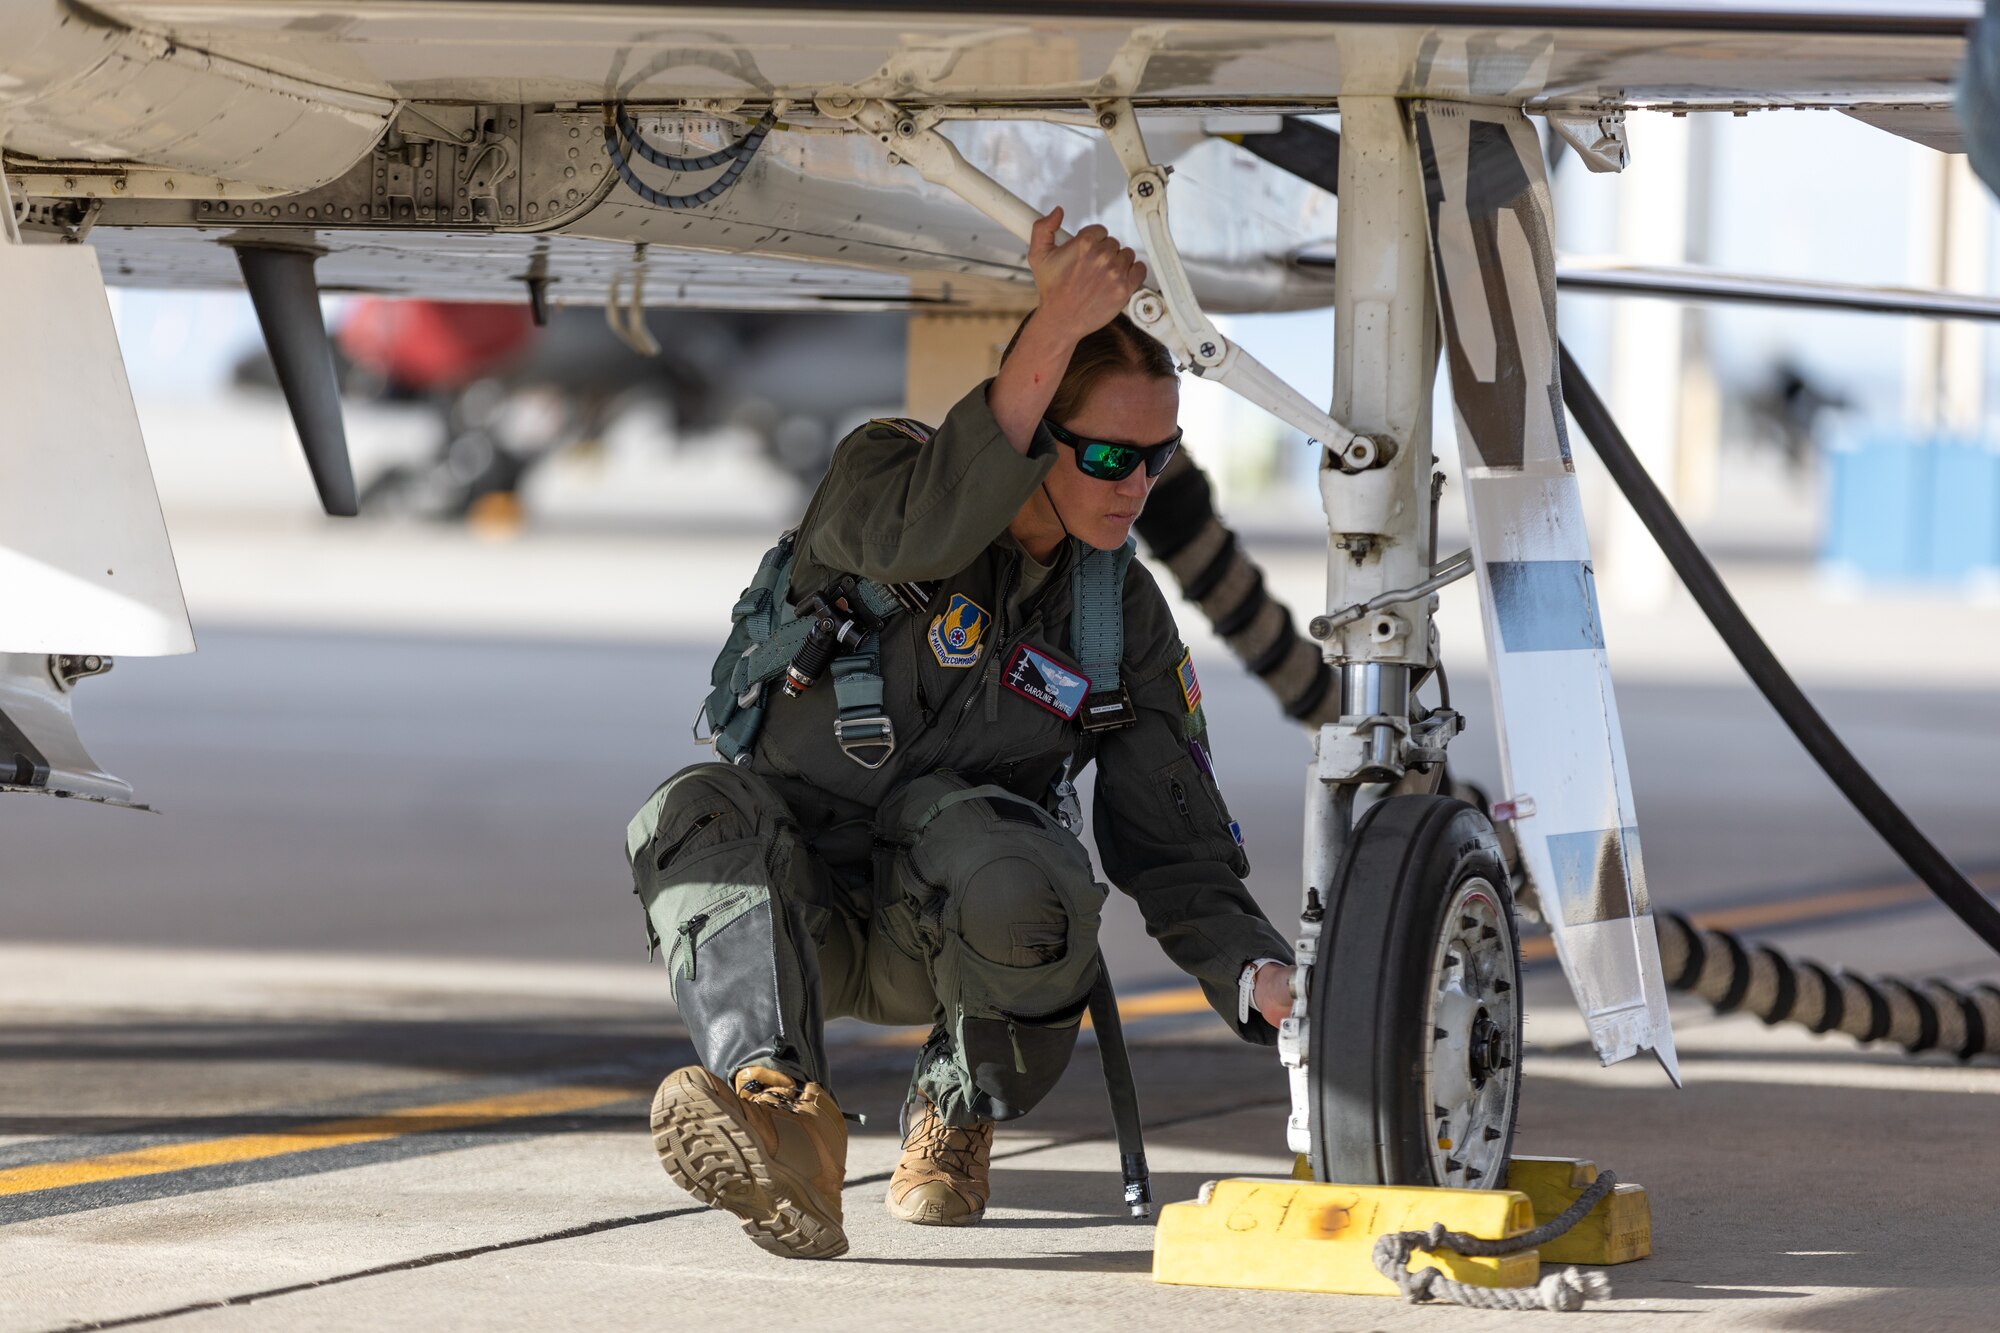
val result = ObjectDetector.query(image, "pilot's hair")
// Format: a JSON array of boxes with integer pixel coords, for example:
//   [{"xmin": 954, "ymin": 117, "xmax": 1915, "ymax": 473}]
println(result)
[{"xmin": 999, "ymin": 312, "xmax": 1177, "ymax": 424}]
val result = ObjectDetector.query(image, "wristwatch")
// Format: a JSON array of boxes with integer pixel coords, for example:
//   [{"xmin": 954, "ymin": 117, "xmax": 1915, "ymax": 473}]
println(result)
[{"xmin": 1238, "ymin": 957, "xmax": 1287, "ymax": 1024}]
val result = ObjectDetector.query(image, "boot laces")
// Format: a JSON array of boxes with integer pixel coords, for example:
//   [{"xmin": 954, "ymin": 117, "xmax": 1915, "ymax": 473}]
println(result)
[
  {"xmin": 906, "ymin": 1106, "xmax": 987, "ymax": 1180},
  {"xmin": 738, "ymin": 1078, "xmax": 801, "ymax": 1111}
]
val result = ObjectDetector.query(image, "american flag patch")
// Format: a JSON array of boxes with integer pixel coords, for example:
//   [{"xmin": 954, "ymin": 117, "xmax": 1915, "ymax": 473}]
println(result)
[{"xmin": 1175, "ymin": 648, "xmax": 1202, "ymax": 714}]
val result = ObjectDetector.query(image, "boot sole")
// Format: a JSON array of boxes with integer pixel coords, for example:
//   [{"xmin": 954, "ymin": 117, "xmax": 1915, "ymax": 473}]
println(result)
[
  {"xmin": 886, "ymin": 1195, "xmax": 985, "ymax": 1227},
  {"xmin": 650, "ymin": 1072, "xmax": 848, "ymax": 1261}
]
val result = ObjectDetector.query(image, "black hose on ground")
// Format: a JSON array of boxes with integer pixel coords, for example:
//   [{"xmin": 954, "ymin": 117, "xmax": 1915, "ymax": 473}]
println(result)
[{"xmin": 1558, "ymin": 344, "xmax": 2000, "ymax": 959}]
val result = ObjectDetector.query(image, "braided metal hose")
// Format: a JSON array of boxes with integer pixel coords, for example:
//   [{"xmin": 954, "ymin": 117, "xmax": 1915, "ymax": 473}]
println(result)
[
  {"xmin": 1657, "ymin": 911, "xmax": 2000, "ymax": 1060},
  {"xmin": 1131, "ymin": 447, "xmax": 1339, "ymax": 725},
  {"xmin": 1134, "ymin": 446, "xmax": 2000, "ymax": 1063}
]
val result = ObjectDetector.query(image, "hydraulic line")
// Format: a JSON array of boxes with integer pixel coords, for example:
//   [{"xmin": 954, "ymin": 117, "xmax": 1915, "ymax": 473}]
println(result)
[
  {"xmin": 1558, "ymin": 345, "xmax": 2000, "ymax": 960},
  {"xmin": 603, "ymin": 106, "xmax": 775, "ymax": 210}
]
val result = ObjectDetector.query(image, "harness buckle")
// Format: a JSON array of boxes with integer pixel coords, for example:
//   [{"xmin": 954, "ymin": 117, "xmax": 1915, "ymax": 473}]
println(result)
[
  {"xmin": 1077, "ymin": 686, "xmax": 1138, "ymax": 733},
  {"xmin": 691, "ymin": 700, "xmax": 718, "ymax": 746},
  {"xmin": 834, "ymin": 714, "xmax": 896, "ymax": 769}
]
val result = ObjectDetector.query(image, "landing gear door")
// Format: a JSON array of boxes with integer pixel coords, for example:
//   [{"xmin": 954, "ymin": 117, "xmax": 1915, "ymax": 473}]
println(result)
[
  {"xmin": 0, "ymin": 243, "xmax": 194, "ymax": 658},
  {"xmin": 1411, "ymin": 100, "xmax": 1678, "ymax": 1082}
]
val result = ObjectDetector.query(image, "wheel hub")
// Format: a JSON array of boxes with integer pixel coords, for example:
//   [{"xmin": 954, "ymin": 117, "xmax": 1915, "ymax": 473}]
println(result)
[{"xmin": 1421, "ymin": 879, "xmax": 1520, "ymax": 1188}]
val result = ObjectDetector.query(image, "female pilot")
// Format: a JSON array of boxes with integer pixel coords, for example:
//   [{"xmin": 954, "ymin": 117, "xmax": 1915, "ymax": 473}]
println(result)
[{"xmin": 626, "ymin": 209, "xmax": 1294, "ymax": 1259}]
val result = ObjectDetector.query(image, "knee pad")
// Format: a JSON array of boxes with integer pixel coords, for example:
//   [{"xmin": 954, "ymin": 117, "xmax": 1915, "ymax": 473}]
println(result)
[{"xmin": 878, "ymin": 772, "xmax": 1107, "ymax": 1123}]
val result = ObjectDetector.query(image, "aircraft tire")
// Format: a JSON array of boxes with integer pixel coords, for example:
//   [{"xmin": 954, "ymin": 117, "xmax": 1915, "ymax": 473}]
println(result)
[{"xmin": 1307, "ymin": 793, "xmax": 1522, "ymax": 1189}]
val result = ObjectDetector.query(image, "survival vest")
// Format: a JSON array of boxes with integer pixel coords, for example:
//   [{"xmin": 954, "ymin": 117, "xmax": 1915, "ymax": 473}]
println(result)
[{"xmin": 697, "ymin": 467, "xmax": 1137, "ymax": 769}]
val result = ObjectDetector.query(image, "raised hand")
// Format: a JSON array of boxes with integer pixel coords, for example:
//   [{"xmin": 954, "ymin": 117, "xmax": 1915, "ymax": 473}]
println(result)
[{"xmin": 1027, "ymin": 207, "xmax": 1148, "ymax": 341}]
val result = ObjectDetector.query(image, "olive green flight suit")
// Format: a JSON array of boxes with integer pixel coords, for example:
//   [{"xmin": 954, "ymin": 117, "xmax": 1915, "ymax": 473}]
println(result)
[{"xmin": 628, "ymin": 379, "xmax": 1293, "ymax": 1126}]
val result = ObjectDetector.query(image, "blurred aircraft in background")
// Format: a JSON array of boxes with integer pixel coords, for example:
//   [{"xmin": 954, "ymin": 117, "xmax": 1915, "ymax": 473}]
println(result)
[{"xmin": 230, "ymin": 299, "xmax": 906, "ymax": 518}]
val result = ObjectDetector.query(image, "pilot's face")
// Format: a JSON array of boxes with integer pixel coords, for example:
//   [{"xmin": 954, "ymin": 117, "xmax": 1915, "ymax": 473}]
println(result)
[{"xmin": 1046, "ymin": 371, "xmax": 1180, "ymax": 551}]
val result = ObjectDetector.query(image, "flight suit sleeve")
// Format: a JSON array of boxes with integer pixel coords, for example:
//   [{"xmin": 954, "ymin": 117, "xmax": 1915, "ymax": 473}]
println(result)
[
  {"xmin": 1088, "ymin": 563, "xmax": 1295, "ymax": 1045},
  {"xmin": 802, "ymin": 378, "xmax": 1057, "ymax": 584}
]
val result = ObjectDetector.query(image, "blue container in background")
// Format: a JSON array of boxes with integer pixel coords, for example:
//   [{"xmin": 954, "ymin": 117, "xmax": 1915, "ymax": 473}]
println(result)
[
  {"xmin": 1822, "ymin": 432, "xmax": 2000, "ymax": 585},
  {"xmin": 1926, "ymin": 437, "xmax": 2000, "ymax": 582}
]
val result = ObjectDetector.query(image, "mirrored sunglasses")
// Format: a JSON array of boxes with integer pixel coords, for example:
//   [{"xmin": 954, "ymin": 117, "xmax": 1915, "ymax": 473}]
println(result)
[{"xmin": 1043, "ymin": 418, "xmax": 1182, "ymax": 482}]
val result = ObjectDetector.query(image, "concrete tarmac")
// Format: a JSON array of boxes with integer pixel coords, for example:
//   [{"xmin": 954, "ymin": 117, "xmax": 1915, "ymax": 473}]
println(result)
[{"xmin": 4, "ymin": 527, "xmax": 2000, "ymax": 1330}]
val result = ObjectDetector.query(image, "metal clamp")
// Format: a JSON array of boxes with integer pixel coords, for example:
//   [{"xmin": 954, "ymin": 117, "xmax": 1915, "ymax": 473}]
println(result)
[
  {"xmin": 1309, "ymin": 548, "xmax": 1476, "ymax": 641},
  {"xmin": 1077, "ymin": 686, "xmax": 1138, "ymax": 733},
  {"xmin": 834, "ymin": 714, "xmax": 896, "ymax": 769}
]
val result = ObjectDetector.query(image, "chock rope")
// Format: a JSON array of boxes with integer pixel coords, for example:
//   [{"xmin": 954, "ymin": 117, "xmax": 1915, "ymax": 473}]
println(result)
[
  {"xmin": 602, "ymin": 105, "xmax": 775, "ymax": 210},
  {"xmin": 1131, "ymin": 444, "xmax": 2000, "ymax": 1062},
  {"xmin": 1658, "ymin": 910, "xmax": 2000, "ymax": 1058},
  {"xmin": 1373, "ymin": 1170, "xmax": 1617, "ymax": 1312}
]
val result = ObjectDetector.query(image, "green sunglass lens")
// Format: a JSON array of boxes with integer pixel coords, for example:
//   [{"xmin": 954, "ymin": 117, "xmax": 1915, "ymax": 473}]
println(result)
[{"xmin": 1082, "ymin": 444, "xmax": 1138, "ymax": 477}]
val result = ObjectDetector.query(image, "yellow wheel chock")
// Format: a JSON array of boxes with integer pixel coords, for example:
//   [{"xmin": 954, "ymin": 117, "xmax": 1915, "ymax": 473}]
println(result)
[
  {"xmin": 1153, "ymin": 1158, "xmax": 1649, "ymax": 1297},
  {"xmin": 1504, "ymin": 1156, "xmax": 1653, "ymax": 1267},
  {"xmin": 1153, "ymin": 1178, "xmax": 1540, "ymax": 1296}
]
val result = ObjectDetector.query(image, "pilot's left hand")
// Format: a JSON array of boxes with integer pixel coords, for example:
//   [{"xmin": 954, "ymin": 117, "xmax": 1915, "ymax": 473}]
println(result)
[{"xmin": 1253, "ymin": 961, "xmax": 1293, "ymax": 1027}]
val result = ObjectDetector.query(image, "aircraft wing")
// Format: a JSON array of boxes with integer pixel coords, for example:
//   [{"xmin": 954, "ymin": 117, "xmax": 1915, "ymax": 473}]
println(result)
[{"xmin": 2, "ymin": 1, "xmax": 1977, "ymax": 311}]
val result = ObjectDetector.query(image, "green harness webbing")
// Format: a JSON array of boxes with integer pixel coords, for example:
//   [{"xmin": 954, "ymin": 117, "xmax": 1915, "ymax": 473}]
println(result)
[
  {"xmin": 1072, "ymin": 537, "xmax": 1138, "ymax": 732},
  {"xmin": 700, "ymin": 536, "xmax": 1135, "ymax": 767}
]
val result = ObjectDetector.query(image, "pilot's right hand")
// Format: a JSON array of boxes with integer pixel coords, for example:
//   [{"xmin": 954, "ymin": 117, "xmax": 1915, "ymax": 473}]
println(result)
[{"xmin": 1028, "ymin": 207, "xmax": 1147, "ymax": 340}]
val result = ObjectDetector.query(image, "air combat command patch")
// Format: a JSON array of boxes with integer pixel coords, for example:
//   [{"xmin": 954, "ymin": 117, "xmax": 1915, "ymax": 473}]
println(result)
[{"xmin": 928, "ymin": 593, "xmax": 990, "ymax": 668}]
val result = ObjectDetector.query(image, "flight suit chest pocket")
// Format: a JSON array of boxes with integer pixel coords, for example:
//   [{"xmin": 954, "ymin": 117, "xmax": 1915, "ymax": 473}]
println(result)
[{"xmin": 983, "ymin": 634, "xmax": 1089, "ymax": 762}]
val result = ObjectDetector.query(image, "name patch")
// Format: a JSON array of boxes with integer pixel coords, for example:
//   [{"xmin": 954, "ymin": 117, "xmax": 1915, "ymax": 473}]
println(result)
[
  {"xmin": 1004, "ymin": 644, "xmax": 1092, "ymax": 720},
  {"xmin": 928, "ymin": 593, "xmax": 990, "ymax": 668}
]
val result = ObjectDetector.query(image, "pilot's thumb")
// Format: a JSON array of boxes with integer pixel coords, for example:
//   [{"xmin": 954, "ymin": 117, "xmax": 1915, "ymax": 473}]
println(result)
[{"xmin": 1030, "ymin": 206, "xmax": 1063, "ymax": 257}]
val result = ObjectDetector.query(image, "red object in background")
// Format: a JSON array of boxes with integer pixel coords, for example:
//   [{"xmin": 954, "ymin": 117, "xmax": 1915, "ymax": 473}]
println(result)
[{"xmin": 337, "ymin": 299, "xmax": 538, "ymax": 392}]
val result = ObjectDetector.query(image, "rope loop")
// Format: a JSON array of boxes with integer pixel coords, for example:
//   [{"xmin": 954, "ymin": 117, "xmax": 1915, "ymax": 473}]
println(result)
[{"xmin": 1370, "ymin": 1171, "xmax": 1617, "ymax": 1313}]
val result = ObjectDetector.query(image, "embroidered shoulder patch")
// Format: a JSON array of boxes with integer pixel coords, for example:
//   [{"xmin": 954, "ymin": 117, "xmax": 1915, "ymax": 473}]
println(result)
[
  {"xmin": 1176, "ymin": 648, "xmax": 1203, "ymax": 714},
  {"xmin": 1003, "ymin": 644, "xmax": 1092, "ymax": 720},
  {"xmin": 928, "ymin": 593, "xmax": 989, "ymax": 668},
  {"xmin": 869, "ymin": 416, "xmax": 934, "ymax": 445}
]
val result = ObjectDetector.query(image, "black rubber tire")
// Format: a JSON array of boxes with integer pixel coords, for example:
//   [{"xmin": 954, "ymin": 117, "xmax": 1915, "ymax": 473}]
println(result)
[{"xmin": 1308, "ymin": 793, "xmax": 1521, "ymax": 1186}]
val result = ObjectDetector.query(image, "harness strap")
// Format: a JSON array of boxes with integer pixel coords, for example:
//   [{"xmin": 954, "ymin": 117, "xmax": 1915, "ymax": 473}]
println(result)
[
  {"xmin": 913, "ymin": 784, "xmax": 1053, "ymax": 834},
  {"xmin": 830, "ymin": 644, "xmax": 895, "ymax": 769},
  {"xmin": 1072, "ymin": 537, "xmax": 1138, "ymax": 732}
]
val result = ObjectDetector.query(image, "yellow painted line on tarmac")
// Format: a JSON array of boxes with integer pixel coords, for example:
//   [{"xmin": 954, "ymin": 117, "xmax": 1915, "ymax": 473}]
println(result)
[
  {"xmin": 869, "ymin": 873, "xmax": 1991, "ymax": 1035},
  {"xmin": 0, "ymin": 1084, "xmax": 633, "ymax": 1198},
  {"xmin": 16, "ymin": 879, "xmax": 1977, "ymax": 1197},
  {"xmin": 861, "ymin": 982, "xmax": 1221, "ymax": 1050}
]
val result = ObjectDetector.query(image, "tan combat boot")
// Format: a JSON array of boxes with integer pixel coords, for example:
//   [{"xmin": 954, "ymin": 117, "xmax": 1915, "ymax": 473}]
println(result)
[
  {"xmin": 650, "ymin": 1064, "xmax": 849, "ymax": 1259},
  {"xmin": 885, "ymin": 1095, "xmax": 994, "ymax": 1226}
]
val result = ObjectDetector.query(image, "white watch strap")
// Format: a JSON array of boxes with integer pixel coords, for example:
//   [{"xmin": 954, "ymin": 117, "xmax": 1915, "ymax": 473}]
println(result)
[{"xmin": 1239, "ymin": 957, "xmax": 1285, "ymax": 1024}]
